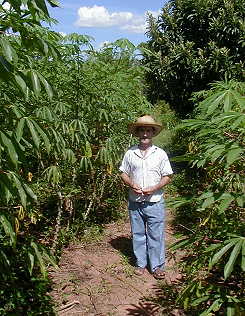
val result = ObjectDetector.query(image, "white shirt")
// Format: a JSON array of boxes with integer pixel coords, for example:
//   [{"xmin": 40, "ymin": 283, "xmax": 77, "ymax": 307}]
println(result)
[{"xmin": 119, "ymin": 145, "xmax": 173, "ymax": 202}]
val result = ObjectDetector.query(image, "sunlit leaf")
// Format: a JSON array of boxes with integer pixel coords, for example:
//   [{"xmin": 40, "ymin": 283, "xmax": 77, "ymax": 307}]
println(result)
[
  {"xmin": 241, "ymin": 240, "xmax": 245, "ymax": 272},
  {"xmin": 14, "ymin": 73, "xmax": 27, "ymax": 94},
  {"xmin": 0, "ymin": 38, "xmax": 17, "ymax": 63},
  {"xmin": 211, "ymin": 239, "xmax": 240, "ymax": 266},
  {"xmin": 28, "ymin": 252, "xmax": 35, "ymax": 276},
  {"xmin": 226, "ymin": 146, "xmax": 243, "ymax": 166},
  {"xmin": 31, "ymin": 241, "xmax": 47, "ymax": 277},
  {"xmin": 224, "ymin": 239, "xmax": 243, "ymax": 279},
  {"xmin": 26, "ymin": 118, "xmax": 40, "ymax": 148}
]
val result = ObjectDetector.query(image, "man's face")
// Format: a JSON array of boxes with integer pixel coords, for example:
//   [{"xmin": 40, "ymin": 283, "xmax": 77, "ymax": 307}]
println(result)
[{"xmin": 137, "ymin": 126, "xmax": 154, "ymax": 144}]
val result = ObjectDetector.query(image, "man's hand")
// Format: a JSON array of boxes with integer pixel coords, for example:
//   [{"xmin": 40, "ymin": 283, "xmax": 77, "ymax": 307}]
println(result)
[
  {"xmin": 142, "ymin": 176, "xmax": 172, "ymax": 195},
  {"xmin": 142, "ymin": 186, "xmax": 156, "ymax": 195},
  {"xmin": 120, "ymin": 173, "xmax": 143, "ymax": 195},
  {"xmin": 131, "ymin": 183, "xmax": 143, "ymax": 195}
]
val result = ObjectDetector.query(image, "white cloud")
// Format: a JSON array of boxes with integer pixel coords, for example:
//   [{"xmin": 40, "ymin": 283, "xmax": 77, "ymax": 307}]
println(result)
[
  {"xmin": 121, "ymin": 23, "xmax": 146, "ymax": 34},
  {"xmin": 76, "ymin": 5, "xmax": 133, "ymax": 28},
  {"xmin": 75, "ymin": 5, "xmax": 159, "ymax": 34}
]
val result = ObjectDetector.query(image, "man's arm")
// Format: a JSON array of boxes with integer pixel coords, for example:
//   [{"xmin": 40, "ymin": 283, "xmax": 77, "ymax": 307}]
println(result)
[
  {"xmin": 120, "ymin": 172, "xmax": 142, "ymax": 195},
  {"xmin": 142, "ymin": 175, "xmax": 172, "ymax": 195}
]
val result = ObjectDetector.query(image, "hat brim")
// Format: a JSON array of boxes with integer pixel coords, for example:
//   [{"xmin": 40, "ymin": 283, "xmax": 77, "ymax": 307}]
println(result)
[{"xmin": 128, "ymin": 122, "xmax": 163, "ymax": 137}]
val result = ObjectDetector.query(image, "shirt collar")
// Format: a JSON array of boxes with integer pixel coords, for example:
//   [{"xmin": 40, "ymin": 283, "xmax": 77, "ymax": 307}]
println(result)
[{"xmin": 133, "ymin": 145, "xmax": 157, "ymax": 159}]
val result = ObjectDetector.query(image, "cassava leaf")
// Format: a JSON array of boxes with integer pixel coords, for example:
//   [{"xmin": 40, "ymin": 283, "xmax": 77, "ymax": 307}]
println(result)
[
  {"xmin": 224, "ymin": 239, "xmax": 243, "ymax": 279},
  {"xmin": 0, "ymin": 215, "xmax": 16, "ymax": 247},
  {"xmin": 211, "ymin": 239, "xmax": 240, "ymax": 266}
]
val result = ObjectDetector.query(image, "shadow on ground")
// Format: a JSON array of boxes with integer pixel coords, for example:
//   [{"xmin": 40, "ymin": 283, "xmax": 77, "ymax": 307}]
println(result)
[
  {"xmin": 110, "ymin": 236, "xmax": 135, "ymax": 266},
  {"xmin": 126, "ymin": 301, "xmax": 161, "ymax": 315}
]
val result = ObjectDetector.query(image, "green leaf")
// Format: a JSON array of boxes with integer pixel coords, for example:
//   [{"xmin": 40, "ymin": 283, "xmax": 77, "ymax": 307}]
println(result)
[
  {"xmin": 206, "ymin": 92, "xmax": 227, "ymax": 115},
  {"xmin": 0, "ymin": 131, "xmax": 18, "ymax": 167},
  {"xmin": 47, "ymin": 0, "xmax": 60, "ymax": 7},
  {"xmin": 14, "ymin": 73, "xmax": 27, "ymax": 94},
  {"xmin": 26, "ymin": 118, "xmax": 40, "ymax": 148},
  {"xmin": 202, "ymin": 196, "xmax": 215, "ymax": 208},
  {"xmin": 38, "ymin": 73, "xmax": 54, "ymax": 99},
  {"xmin": 0, "ymin": 38, "xmax": 17, "ymax": 63},
  {"xmin": 242, "ymin": 240, "xmax": 245, "ymax": 272},
  {"xmin": 0, "ymin": 172, "xmax": 13, "ymax": 202},
  {"xmin": 0, "ymin": 55, "xmax": 13, "ymax": 73},
  {"xmin": 0, "ymin": 215, "xmax": 16, "ymax": 247},
  {"xmin": 31, "ymin": 241, "xmax": 47, "ymax": 277},
  {"xmin": 43, "ymin": 166, "xmax": 62, "ymax": 184},
  {"xmin": 113, "ymin": 38, "xmax": 135, "ymax": 50},
  {"xmin": 204, "ymin": 243, "xmax": 221, "ymax": 253},
  {"xmin": 28, "ymin": 70, "xmax": 41, "ymax": 95},
  {"xmin": 191, "ymin": 296, "xmax": 209, "ymax": 306},
  {"xmin": 231, "ymin": 114, "xmax": 245, "ymax": 129},
  {"xmin": 35, "ymin": 0, "xmax": 50, "ymax": 16},
  {"xmin": 32, "ymin": 120, "xmax": 51, "ymax": 153},
  {"xmin": 224, "ymin": 240, "xmax": 243, "ymax": 279},
  {"xmin": 226, "ymin": 146, "xmax": 243, "ymax": 166},
  {"xmin": 64, "ymin": 148, "xmax": 76, "ymax": 164},
  {"xmin": 169, "ymin": 238, "xmax": 193, "ymax": 251},
  {"xmin": 0, "ymin": 250, "xmax": 10, "ymax": 269},
  {"xmin": 28, "ymin": 252, "xmax": 35, "ymax": 276},
  {"xmin": 11, "ymin": 172, "xmax": 27, "ymax": 208},
  {"xmin": 23, "ymin": 183, "xmax": 37, "ymax": 201},
  {"xmin": 42, "ymin": 249, "xmax": 59, "ymax": 270},
  {"xmin": 15, "ymin": 118, "xmax": 25, "ymax": 142},
  {"xmin": 80, "ymin": 157, "xmax": 92, "ymax": 172},
  {"xmin": 211, "ymin": 239, "xmax": 240, "ymax": 266},
  {"xmin": 227, "ymin": 305, "xmax": 236, "ymax": 316},
  {"xmin": 199, "ymin": 299, "xmax": 222, "ymax": 316},
  {"xmin": 84, "ymin": 141, "xmax": 92, "ymax": 158},
  {"xmin": 224, "ymin": 92, "xmax": 232, "ymax": 112},
  {"xmin": 218, "ymin": 194, "xmax": 234, "ymax": 213}
]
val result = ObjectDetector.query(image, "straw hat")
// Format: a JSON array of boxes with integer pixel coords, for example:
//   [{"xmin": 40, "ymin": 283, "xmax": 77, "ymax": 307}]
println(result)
[{"xmin": 128, "ymin": 115, "xmax": 163, "ymax": 137}]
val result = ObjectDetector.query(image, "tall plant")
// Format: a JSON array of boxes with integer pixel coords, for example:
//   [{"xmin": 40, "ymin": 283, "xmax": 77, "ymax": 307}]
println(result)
[
  {"xmin": 169, "ymin": 80, "xmax": 245, "ymax": 315},
  {"xmin": 0, "ymin": 1, "xmax": 153, "ymax": 312},
  {"xmin": 0, "ymin": 1, "xmax": 65, "ymax": 313}
]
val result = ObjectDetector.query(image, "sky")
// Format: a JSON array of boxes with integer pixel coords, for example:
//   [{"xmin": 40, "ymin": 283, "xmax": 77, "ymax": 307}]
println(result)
[{"xmin": 47, "ymin": 0, "xmax": 168, "ymax": 49}]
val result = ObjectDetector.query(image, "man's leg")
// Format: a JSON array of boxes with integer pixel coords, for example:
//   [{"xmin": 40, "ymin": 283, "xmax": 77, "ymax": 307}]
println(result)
[
  {"xmin": 145, "ymin": 199, "xmax": 165, "ymax": 274},
  {"xmin": 128, "ymin": 201, "xmax": 147, "ymax": 269}
]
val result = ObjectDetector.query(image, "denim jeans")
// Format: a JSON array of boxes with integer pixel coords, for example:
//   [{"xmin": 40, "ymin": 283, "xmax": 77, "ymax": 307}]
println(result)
[{"xmin": 128, "ymin": 198, "xmax": 165, "ymax": 272}]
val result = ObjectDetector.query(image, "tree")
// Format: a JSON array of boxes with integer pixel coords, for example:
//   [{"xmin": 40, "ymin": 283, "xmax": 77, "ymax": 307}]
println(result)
[{"xmin": 142, "ymin": 0, "xmax": 245, "ymax": 116}]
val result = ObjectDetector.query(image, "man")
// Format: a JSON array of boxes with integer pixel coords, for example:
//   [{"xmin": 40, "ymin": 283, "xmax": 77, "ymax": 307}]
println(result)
[{"xmin": 119, "ymin": 115, "xmax": 173, "ymax": 279}]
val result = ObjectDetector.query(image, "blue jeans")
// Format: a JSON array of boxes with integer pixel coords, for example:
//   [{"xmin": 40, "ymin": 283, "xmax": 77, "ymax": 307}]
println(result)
[{"xmin": 128, "ymin": 198, "xmax": 165, "ymax": 272}]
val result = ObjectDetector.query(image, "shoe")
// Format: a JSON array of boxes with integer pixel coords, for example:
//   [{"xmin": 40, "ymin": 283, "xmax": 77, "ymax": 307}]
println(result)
[
  {"xmin": 134, "ymin": 267, "xmax": 145, "ymax": 276},
  {"xmin": 152, "ymin": 268, "xmax": 165, "ymax": 279}
]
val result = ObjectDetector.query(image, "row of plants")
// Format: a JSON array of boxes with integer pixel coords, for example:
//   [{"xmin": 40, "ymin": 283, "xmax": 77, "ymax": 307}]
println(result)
[
  {"xmin": 168, "ymin": 80, "xmax": 244, "ymax": 315},
  {"xmin": 142, "ymin": 0, "xmax": 244, "ymax": 314},
  {"xmin": 0, "ymin": 1, "xmax": 152, "ymax": 313}
]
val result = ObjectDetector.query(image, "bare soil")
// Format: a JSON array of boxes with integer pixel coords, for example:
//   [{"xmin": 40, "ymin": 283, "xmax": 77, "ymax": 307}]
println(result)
[{"xmin": 49, "ymin": 210, "xmax": 185, "ymax": 316}]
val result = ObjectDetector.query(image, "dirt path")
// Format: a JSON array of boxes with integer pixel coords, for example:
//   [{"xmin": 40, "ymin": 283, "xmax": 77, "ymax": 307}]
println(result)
[{"xmin": 49, "ymin": 211, "xmax": 184, "ymax": 316}]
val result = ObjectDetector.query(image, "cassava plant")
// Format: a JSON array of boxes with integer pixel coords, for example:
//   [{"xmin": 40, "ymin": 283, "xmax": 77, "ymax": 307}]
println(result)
[
  {"xmin": 1, "ymin": 0, "xmax": 153, "ymax": 312},
  {"xmin": 169, "ymin": 80, "xmax": 245, "ymax": 315}
]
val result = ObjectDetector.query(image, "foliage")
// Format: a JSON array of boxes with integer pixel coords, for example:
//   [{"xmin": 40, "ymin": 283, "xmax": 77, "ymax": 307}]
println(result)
[
  {"xmin": 0, "ymin": 0, "xmax": 62, "ymax": 312},
  {"xmin": 0, "ymin": 0, "xmax": 152, "ymax": 313},
  {"xmin": 141, "ymin": 0, "xmax": 245, "ymax": 116},
  {"xmin": 168, "ymin": 80, "xmax": 245, "ymax": 315}
]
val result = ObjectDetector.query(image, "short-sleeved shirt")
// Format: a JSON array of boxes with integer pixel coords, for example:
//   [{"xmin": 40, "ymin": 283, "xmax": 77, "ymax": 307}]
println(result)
[{"xmin": 119, "ymin": 145, "xmax": 173, "ymax": 202}]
